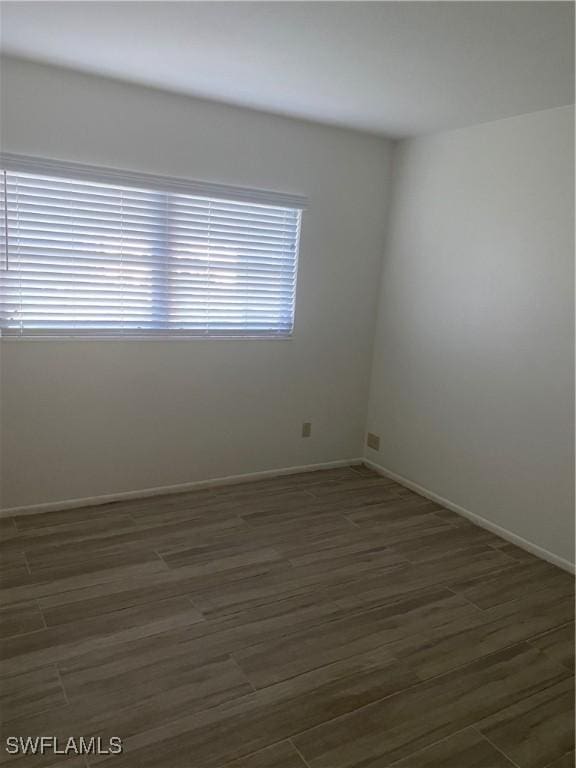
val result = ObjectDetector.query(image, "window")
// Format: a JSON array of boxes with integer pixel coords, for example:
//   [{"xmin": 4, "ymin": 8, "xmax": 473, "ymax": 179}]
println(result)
[{"xmin": 0, "ymin": 155, "xmax": 306, "ymax": 338}]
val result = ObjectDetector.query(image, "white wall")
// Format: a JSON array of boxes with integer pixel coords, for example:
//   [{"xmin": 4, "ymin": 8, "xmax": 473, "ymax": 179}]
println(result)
[
  {"xmin": 0, "ymin": 57, "xmax": 392, "ymax": 507},
  {"xmin": 366, "ymin": 106, "xmax": 575, "ymax": 566}
]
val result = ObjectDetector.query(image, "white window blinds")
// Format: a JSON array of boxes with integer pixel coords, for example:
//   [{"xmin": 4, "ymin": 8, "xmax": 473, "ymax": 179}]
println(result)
[{"xmin": 0, "ymin": 155, "xmax": 306, "ymax": 339}]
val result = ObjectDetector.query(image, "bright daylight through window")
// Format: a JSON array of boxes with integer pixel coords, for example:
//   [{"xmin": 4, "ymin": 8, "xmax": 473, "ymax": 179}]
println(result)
[{"xmin": 0, "ymin": 158, "xmax": 304, "ymax": 338}]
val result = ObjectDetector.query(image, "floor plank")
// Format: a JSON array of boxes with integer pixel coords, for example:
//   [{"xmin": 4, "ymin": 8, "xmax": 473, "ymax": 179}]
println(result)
[
  {"xmin": 478, "ymin": 678, "xmax": 575, "ymax": 768},
  {"xmin": 544, "ymin": 753, "xmax": 575, "ymax": 768},
  {"xmin": 234, "ymin": 587, "xmax": 480, "ymax": 688},
  {"xmin": 87, "ymin": 651, "xmax": 419, "ymax": 767},
  {"xmin": 389, "ymin": 588, "xmax": 573, "ymax": 681},
  {"xmin": 530, "ymin": 624, "xmax": 575, "ymax": 671},
  {"xmin": 0, "ymin": 666, "xmax": 67, "ymax": 721},
  {"xmin": 0, "ymin": 601, "xmax": 45, "ymax": 639},
  {"xmin": 221, "ymin": 742, "xmax": 308, "ymax": 768},
  {"xmin": 292, "ymin": 643, "xmax": 570, "ymax": 768},
  {"xmin": 388, "ymin": 727, "xmax": 517, "ymax": 767}
]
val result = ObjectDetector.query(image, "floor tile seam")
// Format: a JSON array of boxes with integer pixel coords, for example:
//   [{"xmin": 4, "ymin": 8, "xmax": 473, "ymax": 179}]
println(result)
[{"xmin": 472, "ymin": 725, "xmax": 522, "ymax": 768}]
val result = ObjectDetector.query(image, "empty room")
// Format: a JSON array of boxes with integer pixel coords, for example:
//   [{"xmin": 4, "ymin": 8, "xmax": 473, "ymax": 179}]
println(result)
[{"xmin": 0, "ymin": 1, "xmax": 574, "ymax": 766}]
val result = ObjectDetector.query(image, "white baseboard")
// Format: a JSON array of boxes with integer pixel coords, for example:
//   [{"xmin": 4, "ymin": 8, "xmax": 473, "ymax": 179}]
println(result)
[
  {"xmin": 364, "ymin": 459, "xmax": 575, "ymax": 575},
  {"xmin": 0, "ymin": 458, "xmax": 363, "ymax": 518},
  {"xmin": 5, "ymin": 455, "xmax": 574, "ymax": 576}
]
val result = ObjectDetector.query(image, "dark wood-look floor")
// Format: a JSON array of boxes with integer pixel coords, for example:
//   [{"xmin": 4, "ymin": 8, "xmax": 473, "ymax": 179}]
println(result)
[{"xmin": 0, "ymin": 465, "xmax": 574, "ymax": 768}]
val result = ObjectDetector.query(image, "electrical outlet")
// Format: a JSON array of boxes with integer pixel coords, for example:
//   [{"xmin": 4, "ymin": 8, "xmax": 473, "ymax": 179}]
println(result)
[
  {"xmin": 366, "ymin": 432, "xmax": 380, "ymax": 451},
  {"xmin": 301, "ymin": 422, "xmax": 312, "ymax": 438}
]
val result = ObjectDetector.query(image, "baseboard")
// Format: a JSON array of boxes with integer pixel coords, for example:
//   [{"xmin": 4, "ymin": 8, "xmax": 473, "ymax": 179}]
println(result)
[
  {"xmin": 0, "ymin": 458, "xmax": 363, "ymax": 518},
  {"xmin": 6, "ymin": 456, "xmax": 573, "ymax": 575},
  {"xmin": 364, "ymin": 459, "xmax": 575, "ymax": 575}
]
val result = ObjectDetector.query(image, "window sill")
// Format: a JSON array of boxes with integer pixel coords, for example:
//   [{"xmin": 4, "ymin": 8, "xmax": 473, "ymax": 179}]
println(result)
[{"xmin": 0, "ymin": 333, "xmax": 294, "ymax": 342}]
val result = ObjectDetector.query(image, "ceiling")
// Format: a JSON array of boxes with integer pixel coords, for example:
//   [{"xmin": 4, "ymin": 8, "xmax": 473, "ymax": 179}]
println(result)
[{"xmin": 0, "ymin": 1, "xmax": 573, "ymax": 137}]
